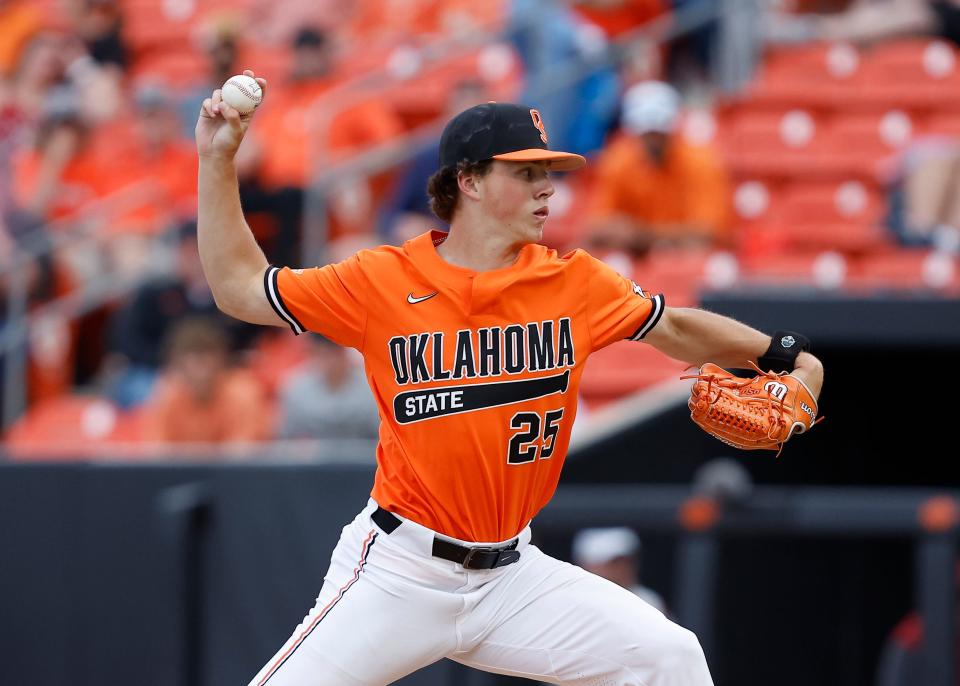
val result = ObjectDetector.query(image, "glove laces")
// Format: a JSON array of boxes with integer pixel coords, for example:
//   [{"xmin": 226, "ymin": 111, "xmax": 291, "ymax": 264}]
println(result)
[{"xmin": 681, "ymin": 361, "xmax": 795, "ymax": 456}]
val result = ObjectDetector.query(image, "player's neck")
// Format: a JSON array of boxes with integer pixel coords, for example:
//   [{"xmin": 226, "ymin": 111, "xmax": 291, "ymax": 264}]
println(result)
[{"xmin": 437, "ymin": 221, "xmax": 525, "ymax": 272}]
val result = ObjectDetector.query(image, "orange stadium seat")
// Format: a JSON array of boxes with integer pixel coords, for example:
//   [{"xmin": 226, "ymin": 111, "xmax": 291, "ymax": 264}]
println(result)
[
  {"xmin": 749, "ymin": 42, "xmax": 864, "ymax": 110},
  {"xmin": 580, "ymin": 341, "xmax": 687, "ymax": 407},
  {"xmin": 635, "ymin": 248, "xmax": 713, "ymax": 307},
  {"xmin": 719, "ymin": 109, "xmax": 830, "ymax": 179},
  {"xmin": 850, "ymin": 249, "xmax": 959, "ymax": 291},
  {"xmin": 388, "ymin": 44, "xmax": 522, "ymax": 128},
  {"xmin": 857, "ymin": 39, "xmax": 960, "ymax": 112},
  {"xmin": 739, "ymin": 251, "xmax": 822, "ymax": 284},
  {"xmin": 774, "ymin": 180, "xmax": 888, "ymax": 252},
  {"xmin": 919, "ymin": 113, "xmax": 960, "ymax": 138},
  {"xmin": 129, "ymin": 49, "xmax": 207, "ymax": 83},
  {"xmin": 820, "ymin": 111, "xmax": 916, "ymax": 179},
  {"xmin": 5, "ymin": 395, "xmax": 142, "ymax": 460}
]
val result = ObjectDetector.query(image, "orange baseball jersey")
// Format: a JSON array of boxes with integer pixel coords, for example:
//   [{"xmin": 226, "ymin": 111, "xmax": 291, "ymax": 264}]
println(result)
[{"xmin": 265, "ymin": 230, "xmax": 664, "ymax": 542}]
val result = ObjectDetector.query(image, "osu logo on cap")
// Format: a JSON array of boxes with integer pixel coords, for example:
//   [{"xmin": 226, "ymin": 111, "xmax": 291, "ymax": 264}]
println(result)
[{"xmin": 530, "ymin": 109, "xmax": 548, "ymax": 144}]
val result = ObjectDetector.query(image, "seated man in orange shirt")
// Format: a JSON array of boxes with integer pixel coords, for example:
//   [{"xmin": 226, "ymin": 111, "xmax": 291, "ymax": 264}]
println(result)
[
  {"xmin": 251, "ymin": 26, "xmax": 403, "ymax": 190},
  {"xmin": 589, "ymin": 80, "xmax": 732, "ymax": 254},
  {"xmin": 143, "ymin": 317, "xmax": 271, "ymax": 445}
]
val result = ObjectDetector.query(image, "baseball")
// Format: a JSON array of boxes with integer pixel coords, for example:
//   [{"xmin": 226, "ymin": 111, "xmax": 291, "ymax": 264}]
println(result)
[{"xmin": 221, "ymin": 74, "xmax": 262, "ymax": 114}]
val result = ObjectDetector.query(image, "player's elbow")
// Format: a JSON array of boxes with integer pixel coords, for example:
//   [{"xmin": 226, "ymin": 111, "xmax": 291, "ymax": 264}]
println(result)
[{"xmin": 212, "ymin": 290, "xmax": 243, "ymax": 320}]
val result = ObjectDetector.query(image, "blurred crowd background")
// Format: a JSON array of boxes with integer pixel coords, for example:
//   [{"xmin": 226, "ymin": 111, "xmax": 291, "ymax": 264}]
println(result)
[{"xmin": 1, "ymin": 0, "xmax": 959, "ymax": 458}]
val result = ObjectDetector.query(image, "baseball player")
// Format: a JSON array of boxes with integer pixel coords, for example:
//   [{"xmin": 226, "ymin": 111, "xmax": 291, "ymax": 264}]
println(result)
[{"xmin": 196, "ymin": 70, "xmax": 824, "ymax": 685}]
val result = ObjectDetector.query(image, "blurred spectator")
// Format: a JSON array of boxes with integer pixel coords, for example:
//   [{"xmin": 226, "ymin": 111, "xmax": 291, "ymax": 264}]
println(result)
[
  {"xmin": 178, "ymin": 20, "xmax": 242, "ymax": 138},
  {"xmin": 7, "ymin": 32, "xmax": 68, "ymax": 123},
  {"xmin": 276, "ymin": 336, "xmax": 380, "ymax": 441},
  {"xmin": 0, "ymin": 0, "xmax": 45, "ymax": 78},
  {"xmin": 510, "ymin": 0, "xmax": 622, "ymax": 155},
  {"xmin": 103, "ymin": 221, "xmax": 258, "ymax": 408},
  {"xmin": 245, "ymin": 26, "xmax": 402, "ymax": 253},
  {"xmin": 143, "ymin": 317, "xmax": 271, "ymax": 444},
  {"xmin": 247, "ymin": 0, "xmax": 351, "ymax": 46},
  {"xmin": 588, "ymin": 80, "xmax": 731, "ymax": 254},
  {"xmin": 766, "ymin": 0, "xmax": 960, "ymax": 47},
  {"xmin": 252, "ymin": 26, "xmax": 402, "ymax": 189},
  {"xmin": 886, "ymin": 137, "xmax": 960, "ymax": 250},
  {"xmin": 69, "ymin": 0, "xmax": 128, "ymax": 70},
  {"xmin": 9, "ymin": 86, "xmax": 97, "ymax": 231},
  {"xmin": 98, "ymin": 83, "xmax": 197, "ymax": 242},
  {"xmin": 380, "ymin": 78, "xmax": 487, "ymax": 243},
  {"xmin": 571, "ymin": 527, "xmax": 667, "ymax": 613}
]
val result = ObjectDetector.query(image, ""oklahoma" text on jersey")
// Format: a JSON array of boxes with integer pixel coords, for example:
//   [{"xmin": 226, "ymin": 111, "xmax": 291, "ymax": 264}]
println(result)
[{"xmin": 388, "ymin": 318, "xmax": 576, "ymax": 386}]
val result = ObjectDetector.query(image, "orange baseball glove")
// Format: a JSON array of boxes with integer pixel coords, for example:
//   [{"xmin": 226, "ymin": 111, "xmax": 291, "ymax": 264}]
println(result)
[{"xmin": 681, "ymin": 362, "xmax": 821, "ymax": 454}]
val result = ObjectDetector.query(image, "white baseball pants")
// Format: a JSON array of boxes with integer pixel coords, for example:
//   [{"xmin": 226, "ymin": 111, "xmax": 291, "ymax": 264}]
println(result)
[{"xmin": 248, "ymin": 499, "xmax": 714, "ymax": 686}]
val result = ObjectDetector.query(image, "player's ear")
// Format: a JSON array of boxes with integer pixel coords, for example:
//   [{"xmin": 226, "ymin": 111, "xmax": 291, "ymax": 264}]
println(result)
[{"xmin": 457, "ymin": 170, "xmax": 482, "ymax": 200}]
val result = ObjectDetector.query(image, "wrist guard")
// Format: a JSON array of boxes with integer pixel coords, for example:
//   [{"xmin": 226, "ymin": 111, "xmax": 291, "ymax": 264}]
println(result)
[{"xmin": 757, "ymin": 330, "xmax": 810, "ymax": 373}]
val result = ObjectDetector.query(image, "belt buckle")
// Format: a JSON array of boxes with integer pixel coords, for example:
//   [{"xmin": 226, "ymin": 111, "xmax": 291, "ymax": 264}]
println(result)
[
  {"xmin": 462, "ymin": 545, "xmax": 498, "ymax": 570},
  {"xmin": 462, "ymin": 545, "xmax": 520, "ymax": 570}
]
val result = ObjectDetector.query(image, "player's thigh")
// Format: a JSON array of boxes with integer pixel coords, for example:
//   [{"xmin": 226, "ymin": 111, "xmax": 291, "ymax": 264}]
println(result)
[
  {"xmin": 247, "ymin": 525, "xmax": 455, "ymax": 686},
  {"xmin": 453, "ymin": 546, "xmax": 712, "ymax": 686}
]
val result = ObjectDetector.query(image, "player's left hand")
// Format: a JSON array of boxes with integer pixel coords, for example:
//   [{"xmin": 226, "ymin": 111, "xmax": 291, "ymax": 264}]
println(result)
[{"xmin": 681, "ymin": 362, "xmax": 822, "ymax": 454}]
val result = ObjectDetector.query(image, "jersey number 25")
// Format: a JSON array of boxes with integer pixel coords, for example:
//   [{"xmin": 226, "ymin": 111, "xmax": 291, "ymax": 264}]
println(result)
[{"xmin": 507, "ymin": 410, "xmax": 564, "ymax": 464}]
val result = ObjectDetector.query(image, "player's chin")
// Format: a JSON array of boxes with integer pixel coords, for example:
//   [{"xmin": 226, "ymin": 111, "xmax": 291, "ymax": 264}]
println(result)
[
  {"xmin": 524, "ymin": 221, "xmax": 544, "ymax": 242},
  {"xmin": 527, "ymin": 216, "xmax": 547, "ymax": 237}
]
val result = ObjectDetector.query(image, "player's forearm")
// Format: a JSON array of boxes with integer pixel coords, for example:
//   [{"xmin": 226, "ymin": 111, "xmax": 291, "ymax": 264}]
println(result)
[
  {"xmin": 646, "ymin": 307, "xmax": 770, "ymax": 368},
  {"xmin": 197, "ymin": 155, "xmax": 269, "ymax": 315}
]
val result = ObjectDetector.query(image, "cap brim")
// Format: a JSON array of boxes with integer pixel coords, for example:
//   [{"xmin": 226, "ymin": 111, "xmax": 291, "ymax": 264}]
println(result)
[{"xmin": 492, "ymin": 149, "xmax": 586, "ymax": 171}]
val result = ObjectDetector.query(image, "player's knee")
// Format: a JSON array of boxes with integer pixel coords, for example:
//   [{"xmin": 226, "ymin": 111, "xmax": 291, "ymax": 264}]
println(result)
[{"xmin": 617, "ymin": 623, "xmax": 707, "ymax": 679}]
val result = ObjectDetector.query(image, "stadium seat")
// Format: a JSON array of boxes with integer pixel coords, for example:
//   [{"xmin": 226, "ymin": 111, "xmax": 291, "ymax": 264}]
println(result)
[
  {"xmin": 719, "ymin": 109, "xmax": 831, "ymax": 179},
  {"xmin": 580, "ymin": 341, "xmax": 687, "ymax": 407},
  {"xmin": 918, "ymin": 113, "xmax": 960, "ymax": 138},
  {"xmin": 820, "ymin": 111, "xmax": 915, "ymax": 178},
  {"xmin": 850, "ymin": 249, "xmax": 959, "ymax": 291},
  {"xmin": 738, "ymin": 251, "xmax": 822, "ymax": 284},
  {"xmin": 857, "ymin": 39, "xmax": 960, "ymax": 111},
  {"xmin": 129, "ymin": 49, "xmax": 207, "ymax": 83},
  {"xmin": 774, "ymin": 180, "xmax": 889, "ymax": 252},
  {"xmin": 388, "ymin": 44, "xmax": 522, "ymax": 128},
  {"xmin": 5, "ymin": 395, "xmax": 140, "ymax": 460},
  {"xmin": 749, "ymin": 42, "xmax": 864, "ymax": 110},
  {"xmin": 635, "ymin": 248, "xmax": 713, "ymax": 307}
]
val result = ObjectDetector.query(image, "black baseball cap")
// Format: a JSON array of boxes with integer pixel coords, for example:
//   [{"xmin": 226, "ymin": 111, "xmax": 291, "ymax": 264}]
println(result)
[{"xmin": 439, "ymin": 102, "xmax": 586, "ymax": 172}]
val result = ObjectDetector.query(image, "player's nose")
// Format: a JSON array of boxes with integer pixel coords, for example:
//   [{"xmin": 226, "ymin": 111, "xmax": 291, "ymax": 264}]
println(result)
[{"xmin": 535, "ymin": 178, "xmax": 554, "ymax": 200}]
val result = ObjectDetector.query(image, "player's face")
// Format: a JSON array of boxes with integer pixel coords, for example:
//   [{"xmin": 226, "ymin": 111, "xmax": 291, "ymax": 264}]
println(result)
[{"xmin": 479, "ymin": 161, "xmax": 554, "ymax": 242}]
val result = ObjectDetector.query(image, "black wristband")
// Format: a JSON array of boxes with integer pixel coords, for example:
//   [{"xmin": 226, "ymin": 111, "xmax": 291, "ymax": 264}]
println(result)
[{"xmin": 757, "ymin": 330, "xmax": 810, "ymax": 373}]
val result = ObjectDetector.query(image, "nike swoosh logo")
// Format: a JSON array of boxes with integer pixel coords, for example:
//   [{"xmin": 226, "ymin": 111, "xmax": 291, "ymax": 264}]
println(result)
[{"xmin": 407, "ymin": 291, "xmax": 438, "ymax": 304}]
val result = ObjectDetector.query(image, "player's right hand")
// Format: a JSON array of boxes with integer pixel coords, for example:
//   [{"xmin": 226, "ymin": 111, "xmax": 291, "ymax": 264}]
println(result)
[{"xmin": 195, "ymin": 69, "xmax": 266, "ymax": 161}]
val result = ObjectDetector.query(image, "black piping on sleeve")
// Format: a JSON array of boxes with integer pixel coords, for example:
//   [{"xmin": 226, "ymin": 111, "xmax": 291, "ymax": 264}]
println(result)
[
  {"xmin": 627, "ymin": 293, "xmax": 665, "ymax": 341},
  {"xmin": 264, "ymin": 266, "xmax": 306, "ymax": 335}
]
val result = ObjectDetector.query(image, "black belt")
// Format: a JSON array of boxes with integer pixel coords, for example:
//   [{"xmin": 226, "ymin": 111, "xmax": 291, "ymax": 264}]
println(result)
[{"xmin": 371, "ymin": 506, "xmax": 521, "ymax": 570}]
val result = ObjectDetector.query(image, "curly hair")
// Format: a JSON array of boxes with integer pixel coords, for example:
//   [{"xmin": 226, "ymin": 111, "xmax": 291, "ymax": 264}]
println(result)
[{"xmin": 426, "ymin": 159, "xmax": 493, "ymax": 223}]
